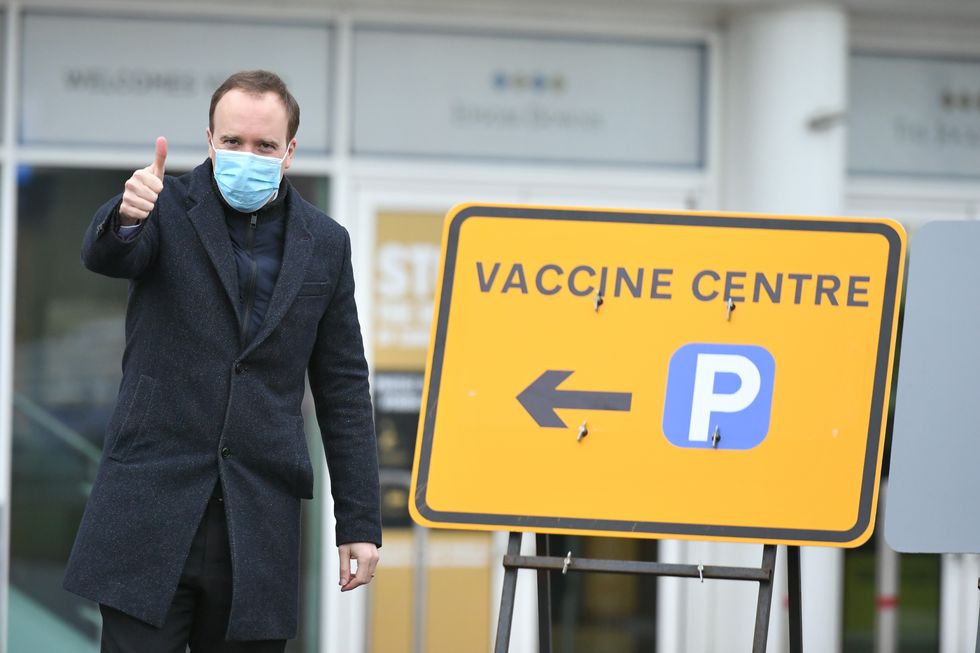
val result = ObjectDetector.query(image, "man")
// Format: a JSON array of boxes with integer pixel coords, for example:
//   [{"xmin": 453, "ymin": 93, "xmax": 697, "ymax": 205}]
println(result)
[{"xmin": 64, "ymin": 70, "xmax": 381, "ymax": 652}]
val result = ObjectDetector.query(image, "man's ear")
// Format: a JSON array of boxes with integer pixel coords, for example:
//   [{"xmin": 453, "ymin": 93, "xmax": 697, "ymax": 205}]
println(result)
[{"xmin": 283, "ymin": 138, "xmax": 297, "ymax": 171}]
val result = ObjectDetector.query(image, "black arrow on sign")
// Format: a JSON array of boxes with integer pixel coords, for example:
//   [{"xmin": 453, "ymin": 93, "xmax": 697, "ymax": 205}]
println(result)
[{"xmin": 517, "ymin": 370, "xmax": 633, "ymax": 428}]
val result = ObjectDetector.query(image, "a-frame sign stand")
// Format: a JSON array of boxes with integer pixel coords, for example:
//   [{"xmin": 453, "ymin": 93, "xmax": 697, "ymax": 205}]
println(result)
[
  {"xmin": 493, "ymin": 533, "xmax": 804, "ymax": 653},
  {"xmin": 411, "ymin": 206, "xmax": 904, "ymax": 653}
]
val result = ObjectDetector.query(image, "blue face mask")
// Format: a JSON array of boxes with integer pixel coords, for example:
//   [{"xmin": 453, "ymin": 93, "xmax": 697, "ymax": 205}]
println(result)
[{"xmin": 211, "ymin": 141, "xmax": 289, "ymax": 213}]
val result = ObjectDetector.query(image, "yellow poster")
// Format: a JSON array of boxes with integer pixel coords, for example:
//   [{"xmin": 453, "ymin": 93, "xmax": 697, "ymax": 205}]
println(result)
[{"xmin": 374, "ymin": 211, "xmax": 445, "ymax": 371}]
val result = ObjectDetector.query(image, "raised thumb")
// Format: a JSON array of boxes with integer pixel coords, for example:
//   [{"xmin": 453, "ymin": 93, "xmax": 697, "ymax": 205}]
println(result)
[{"xmin": 151, "ymin": 136, "xmax": 168, "ymax": 180}]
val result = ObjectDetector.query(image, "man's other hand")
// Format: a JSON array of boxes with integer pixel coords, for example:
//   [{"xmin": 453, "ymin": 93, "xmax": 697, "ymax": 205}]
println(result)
[
  {"xmin": 119, "ymin": 136, "xmax": 167, "ymax": 225},
  {"xmin": 339, "ymin": 542, "xmax": 380, "ymax": 592}
]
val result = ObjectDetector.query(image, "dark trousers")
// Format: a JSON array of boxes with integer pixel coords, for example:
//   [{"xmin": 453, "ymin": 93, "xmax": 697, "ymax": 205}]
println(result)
[{"xmin": 100, "ymin": 484, "xmax": 287, "ymax": 653}]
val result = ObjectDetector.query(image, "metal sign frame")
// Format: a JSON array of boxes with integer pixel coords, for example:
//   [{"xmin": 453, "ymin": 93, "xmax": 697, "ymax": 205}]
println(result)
[{"xmin": 493, "ymin": 533, "xmax": 803, "ymax": 653}]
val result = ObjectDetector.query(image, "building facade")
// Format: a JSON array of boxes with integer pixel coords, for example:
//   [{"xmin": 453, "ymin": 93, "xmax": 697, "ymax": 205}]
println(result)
[{"xmin": 0, "ymin": 0, "xmax": 979, "ymax": 651}]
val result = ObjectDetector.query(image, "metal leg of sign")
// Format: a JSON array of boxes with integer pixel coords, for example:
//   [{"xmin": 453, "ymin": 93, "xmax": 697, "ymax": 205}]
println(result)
[
  {"xmin": 788, "ymin": 546, "xmax": 803, "ymax": 653},
  {"xmin": 751, "ymin": 544, "xmax": 779, "ymax": 653},
  {"xmin": 975, "ymin": 578, "xmax": 980, "ymax": 653},
  {"xmin": 494, "ymin": 532, "xmax": 523, "ymax": 653},
  {"xmin": 536, "ymin": 534, "xmax": 553, "ymax": 653}
]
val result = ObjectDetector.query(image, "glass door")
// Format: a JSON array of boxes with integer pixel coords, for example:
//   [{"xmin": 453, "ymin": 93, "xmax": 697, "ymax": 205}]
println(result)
[{"xmin": 353, "ymin": 180, "xmax": 696, "ymax": 653}]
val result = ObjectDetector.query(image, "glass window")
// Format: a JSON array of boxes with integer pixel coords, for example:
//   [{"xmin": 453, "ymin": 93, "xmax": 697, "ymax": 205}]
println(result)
[
  {"xmin": 8, "ymin": 165, "xmax": 328, "ymax": 653},
  {"xmin": 843, "ymin": 536, "xmax": 940, "ymax": 653},
  {"xmin": 548, "ymin": 535, "xmax": 658, "ymax": 653}
]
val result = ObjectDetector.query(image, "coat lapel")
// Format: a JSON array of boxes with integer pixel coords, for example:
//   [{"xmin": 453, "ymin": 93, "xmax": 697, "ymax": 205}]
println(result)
[
  {"xmin": 241, "ymin": 190, "xmax": 314, "ymax": 358},
  {"xmin": 185, "ymin": 164, "xmax": 242, "ymax": 328}
]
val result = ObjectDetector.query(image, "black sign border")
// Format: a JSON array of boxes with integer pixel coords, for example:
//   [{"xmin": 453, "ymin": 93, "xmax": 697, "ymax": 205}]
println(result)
[{"xmin": 414, "ymin": 205, "xmax": 904, "ymax": 545}]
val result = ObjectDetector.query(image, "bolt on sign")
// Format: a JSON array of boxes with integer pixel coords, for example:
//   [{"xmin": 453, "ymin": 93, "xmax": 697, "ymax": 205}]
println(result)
[{"xmin": 410, "ymin": 204, "xmax": 906, "ymax": 547}]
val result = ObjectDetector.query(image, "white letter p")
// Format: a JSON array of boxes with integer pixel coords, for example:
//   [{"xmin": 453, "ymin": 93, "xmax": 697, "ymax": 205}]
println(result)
[{"xmin": 688, "ymin": 354, "xmax": 761, "ymax": 441}]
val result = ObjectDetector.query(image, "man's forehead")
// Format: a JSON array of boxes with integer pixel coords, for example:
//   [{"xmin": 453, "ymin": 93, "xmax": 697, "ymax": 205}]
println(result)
[
  {"xmin": 216, "ymin": 88, "xmax": 287, "ymax": 110},
  {"xmin": 213, "ymin": 89, "xmax": 289, "ymax": 137}
]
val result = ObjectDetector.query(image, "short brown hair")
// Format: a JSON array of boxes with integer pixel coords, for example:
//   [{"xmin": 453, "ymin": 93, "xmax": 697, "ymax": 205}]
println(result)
[{"xmin": 209, "ymin": 70, "xmax": 301, "ymax": 141}]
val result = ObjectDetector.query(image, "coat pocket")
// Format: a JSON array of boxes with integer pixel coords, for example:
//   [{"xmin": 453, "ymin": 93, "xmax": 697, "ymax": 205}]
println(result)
[
  {"xmin": 293, "ymin": 416, "xmax": 315, "ymax": 499},
  {"xmin": 107, "ymin": 374, "xmax": 158, "ymax": 462},
  {"xmin": 297, "ymin": 281, "xmax": 329, "ymax": 298}
]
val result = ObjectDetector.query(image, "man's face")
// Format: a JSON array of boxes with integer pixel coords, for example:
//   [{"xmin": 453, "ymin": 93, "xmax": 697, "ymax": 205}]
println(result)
[{"xmin": 207, "ymin": 88, "xmax": 296, "ymax": 172}]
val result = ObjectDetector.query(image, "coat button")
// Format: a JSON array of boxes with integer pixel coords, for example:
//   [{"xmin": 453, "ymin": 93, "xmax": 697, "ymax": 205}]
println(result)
[
  {"xmin": 221, "ymin": 447, "xmax": 231, "ymax": 458},
  {"xmin": 234, "ymin": 363, "xmax": 246, "ymax": 374}
]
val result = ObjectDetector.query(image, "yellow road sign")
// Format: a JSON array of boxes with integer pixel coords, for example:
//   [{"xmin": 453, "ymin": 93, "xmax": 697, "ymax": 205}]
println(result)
[{"xmin": 409, "ymin": 204, "xmax": 906, "ymax": 547}]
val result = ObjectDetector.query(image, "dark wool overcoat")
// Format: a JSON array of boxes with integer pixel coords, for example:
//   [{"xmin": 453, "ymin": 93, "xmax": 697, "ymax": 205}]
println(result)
[{"xmin": 63, "ymin": 160, "xmax": 381, "ymax": 640}]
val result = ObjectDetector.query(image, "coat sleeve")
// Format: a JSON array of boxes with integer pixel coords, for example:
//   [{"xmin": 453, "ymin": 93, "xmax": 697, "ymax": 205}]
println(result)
[
  {"xmin": 80, "ymin": 194, "xmax": 161, "ymax": 279},
  {"xmin": 308, "ymin": 227, "xmax": 382, "ymax": 547}
]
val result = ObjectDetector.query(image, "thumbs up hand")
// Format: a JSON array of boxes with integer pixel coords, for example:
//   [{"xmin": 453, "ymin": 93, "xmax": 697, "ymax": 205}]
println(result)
[{"xmin": 119, "ymin": 136, "xmax": 168, "ymax": 225}]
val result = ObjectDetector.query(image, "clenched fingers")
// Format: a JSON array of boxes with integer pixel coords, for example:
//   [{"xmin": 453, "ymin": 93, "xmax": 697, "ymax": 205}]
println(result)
[{"xmin": 120, "ymin": 169, "xmax": 163, "ymax": 221}]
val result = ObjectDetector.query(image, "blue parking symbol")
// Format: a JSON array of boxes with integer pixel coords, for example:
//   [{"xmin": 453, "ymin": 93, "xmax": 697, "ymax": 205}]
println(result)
[{"xmin": 662, "ymin": 344, "xmax": 776, "ymax": 450}]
